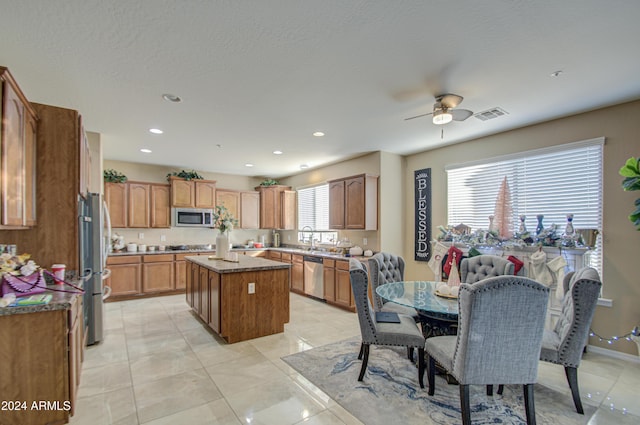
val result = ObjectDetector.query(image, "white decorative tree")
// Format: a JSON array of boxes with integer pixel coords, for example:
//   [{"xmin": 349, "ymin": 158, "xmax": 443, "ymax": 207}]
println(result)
[{"xmin": 493, "ymin": 176, "xmax": 514, "ymax": 240}]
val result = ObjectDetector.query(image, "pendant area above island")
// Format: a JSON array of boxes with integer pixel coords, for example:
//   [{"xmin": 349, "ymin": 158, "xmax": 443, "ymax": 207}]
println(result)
[{"xmin": 185, "ymin": 255, "xmax": 291, "ymax": 343}]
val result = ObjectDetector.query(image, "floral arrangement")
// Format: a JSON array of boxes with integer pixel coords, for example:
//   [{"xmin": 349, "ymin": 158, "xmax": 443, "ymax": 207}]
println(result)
[
  {"xmin": 166, "ymin": 170, "xmax": 203, "ymax": 181},
  {"xmin": 619, "ymin": 156, "xmax": 640, "ymax": 230},
  {"xmin": 212, "ymin": 205, "xmax": 238, "ymax": 234},
  {"xmin": 103, "ymin": 169, "xmax": 128, "ymax": 183},
  {"xmin": 0, "ymin": 253, "xmax": 38, "ymax": 277}
]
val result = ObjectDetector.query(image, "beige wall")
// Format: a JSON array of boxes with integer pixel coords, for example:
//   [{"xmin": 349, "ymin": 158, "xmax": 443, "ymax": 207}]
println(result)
[{"xmin": 404, "ymin": 99, "xmax": 640, "ymax": 355}]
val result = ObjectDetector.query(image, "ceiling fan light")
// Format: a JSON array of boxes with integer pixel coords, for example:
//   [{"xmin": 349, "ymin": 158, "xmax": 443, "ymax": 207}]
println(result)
[{"xmin": 432, "ymin": 110, "xmax": 453, "ymax": 125}]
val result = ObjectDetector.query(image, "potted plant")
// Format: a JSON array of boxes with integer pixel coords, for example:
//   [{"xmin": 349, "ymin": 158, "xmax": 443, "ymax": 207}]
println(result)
[
  {"xmin": 619, "ymin": 156, "xmax": 640, "ymax": 230},
  {"xmin": 166, "ymin": 170, "xmax": 204, "ymax": 181},
  {"xmin": 259, "ymin": 178, "xmax": 279, "ymax": 186},
  {"xmin": 103, "ymin": 169, "xmax": 127, "ymax": 183}
]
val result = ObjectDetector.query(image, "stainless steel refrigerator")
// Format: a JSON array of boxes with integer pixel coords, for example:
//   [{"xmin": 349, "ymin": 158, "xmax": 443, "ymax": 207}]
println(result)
[{"xmin": 79, "ymin": 192, "xmax": 112, "ymax": 345}]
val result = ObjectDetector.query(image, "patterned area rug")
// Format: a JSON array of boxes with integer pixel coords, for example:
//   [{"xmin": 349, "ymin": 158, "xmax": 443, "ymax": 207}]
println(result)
[{"xmin": 282, "ymin": 337, "xmax": 595, "ymax": 425}]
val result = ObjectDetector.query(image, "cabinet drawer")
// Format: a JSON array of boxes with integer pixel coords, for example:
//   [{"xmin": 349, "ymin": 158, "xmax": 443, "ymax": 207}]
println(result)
[
  {"xmin": 175, "ymin": 253, "xmax": 189, "ymax": 261},
  {"xmin": 323, "ymin": 258, "xmax": 335, "ymax": 268},
  {"xmin": 143, "ymin": 254, "xmax": 174, "ymax": 263},
  {"xmin": 336, "ymin": 260, "xmax": 350, "ymax": 271},
  {"xmin": 281, "ymin": 253, "xmax": 292, "ymax": 262},
  {"xmin": 292, "ymin": 254, "xmax": 304, "ymax": 264},
  {"xmin": 107, "ymin": 255, "xmax": 142, "ymax": 265}
]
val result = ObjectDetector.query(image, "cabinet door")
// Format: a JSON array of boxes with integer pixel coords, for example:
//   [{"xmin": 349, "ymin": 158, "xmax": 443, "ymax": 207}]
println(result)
[
  {"xmin": 291, "ymin": 255, "xmax": 304, "ymax": 292},
  {"xmin": 335, "ymin": 261, "xmax": 353, "ymax": 309},
  {"xmin": 24, "ymin": 112, "xmax": 37, "ymax": 226},
  {"xmin": 195, "ymin": 181, "xmax": 216, "ymax": 208},
  {"xmin": 281, "ymin": 190, "xmax": 296, "ymax": 230},
  {"xmin": 105, "ymin": 182, "xmax": 127, "ymax": 228},
  {"xmin": 323, "ymin": 259, "xmax": 336, "ymax": 302},
  {"xmin": 208, "ymin": 270, "xmax": 221, "ymax": 333},
  {"xmin": 151, "ymin": 184, "xmax": 171, "ymax": 228},
  {"xmin": 328, "ymin": 180, "xmax": 345, "ymax": 229},
  {"xmin": 216, "ymin": 190, "xmax": 240, "ymax": 222},
  {"xmin": 142, "ymin": 261, "xmax": 174, "ymax": 292},
  {"xmin": 345, "ymin": 176, "xmax": 366, "ymax": 229},
  {"xmin": 1, "ymin": 80, "xmax": 25, "ymax": 226},
  {"xmin": 240, "ymin": 191, "xmax": 260, "ymax": 229},
  {"xmin": 175, "ymin": 260, "xmax": 187, "ymax": 290},
  {"xmin": 128, "ymin": 183, "xmax": 150, "ymax": 228},
  {"xmin": 258, "ymin": 186, "xmax": 278, "ymax": 229},
  {"xmin": 198, "ymin": 266, "xmax": 210, "ymax": 323},
  {"xmin": 171, "ymin": 179, "xmax": 195, "ymax": 207},
  {"xmin": 106, "ymin": 263, "xmax": 141, "ymax": 296}
]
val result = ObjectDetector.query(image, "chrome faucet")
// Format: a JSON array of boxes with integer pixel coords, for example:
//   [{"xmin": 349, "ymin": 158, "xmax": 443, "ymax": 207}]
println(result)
[{"xmin": 301, "ymin": 226, "xmax": 316, "ymax": 250}]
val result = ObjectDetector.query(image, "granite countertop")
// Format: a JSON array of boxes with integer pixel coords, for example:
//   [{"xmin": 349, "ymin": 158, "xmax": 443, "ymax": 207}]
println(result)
[
  {"xmin": 186, "ymin": 255, "xmax": 291, "ymax": 273},
  {"xmin": 0, "ymin": 278, "xmax": 84, "ymax": 317}
]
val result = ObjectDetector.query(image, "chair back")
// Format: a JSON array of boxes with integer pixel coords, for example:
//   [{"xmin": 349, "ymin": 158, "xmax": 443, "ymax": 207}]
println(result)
[
  {"xmin": 350, "ymin": 259, "xmax": 378, "ymax": 344},
  {"xmin": 452, "ymin": 276, "xmax": 549, "ymax": 385},
  {"xmin": 553, "ymin": 267, "xmax": 602, "ymax": 367},
  {"xmin": 460, "ymin": 255, "xmax": 515, "ymax": 284},
  {"xmin": 368, "ymin": 252, "xmax": 405, "ymax": 311}
]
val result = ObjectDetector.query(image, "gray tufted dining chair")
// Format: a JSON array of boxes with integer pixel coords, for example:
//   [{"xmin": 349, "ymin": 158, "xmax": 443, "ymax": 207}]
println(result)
[
  {"xmin": 539, "ymin": 267, "xmax": 602, "ymax": 414},
  {"xmin": 460, "ymin": 254, "xmax": 514, "ymax": 284},
  {"xmin": 424, "ymin": 276, "xmax": 550, "ymax": 425},
  {"xmin": 350, "ymin": 259, "xmax": 426, "ymax": 387},
  {"xmin": 368, "ymin": 252, "xmax": 420, "ymax": 321}
]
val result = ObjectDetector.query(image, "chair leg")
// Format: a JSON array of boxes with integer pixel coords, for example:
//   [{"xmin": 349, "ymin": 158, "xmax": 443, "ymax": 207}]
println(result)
[
  {"xmin": 497, "ymin": 384, "xmax": 504, "ymax": 395},
  {"xmin": 565, "ymin": 366, "xmax": 584, "ymax": 414},
  {"xmin": 524, "ymin": 383, "xmax": 536, "ymax": 425},
  {"xmin": 460, "ymin": 384, "xmax": 471, "ymax": 425},
  {"xmin": 417, "ymin": 347, "xmax": 425, "ymax": 389},
  {"xmin": 358, "ymin": 344, "xmax": 369, "ymax": 381},
  {"xmin": 358, "ymin": 342, "xmax": 364, "ymax": 360},
  {"xmin": 407, "ymin": 346, "xmax": 414, "ymax": 361},
  {"xmin": 427, "ymin": 355, "xmax": 436, "ymax": 395},
  {"xmin": 487, "ymin": 385, "xmax": 493, "ymax": 396}
]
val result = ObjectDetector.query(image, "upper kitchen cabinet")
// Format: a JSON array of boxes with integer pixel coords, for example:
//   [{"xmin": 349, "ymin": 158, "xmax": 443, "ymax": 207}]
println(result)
[
  {"xmin": 170, "ymin": 177, "xmax": 217, "ymax": 208},
  {"xmin": 150, "ymin": 184, "xmax": 171, "ymax": 228},
  {"xmin": 128, "ymin": 182, "xmax": 150, "ymax": 228},
  {"xmin": 106, "ymin": 181, "xmax": 171, "ymax": 229},
  {"xmin": 328, "ymin": 174, "xmax": 378, "ymax": 230},
  {"xmin": 215, "ymin": 189, "xmax": 240, "ymax": 221},
  {"xmin": 255, "ymin": 185, "xmax": 296, "ymax": 229},
  {"xmin": 0, "ymin": 66, "xmax": 38, "ymax": 228},
  {"xmin": 105, "ymin": 182, "xmax": 127, "ymax": 228},
  {"xmin": 240, "ymin": 191, "xmax": 260, "ymax": 229}
]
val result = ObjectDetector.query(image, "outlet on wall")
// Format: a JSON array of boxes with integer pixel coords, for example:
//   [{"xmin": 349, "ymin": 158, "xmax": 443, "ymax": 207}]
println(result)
[
  {"xmin": 363, "ymin": 238, "xmax": 368, "ymax": 245},
  {"xmin": 138, "ymin": 233, "xmax": 144, "ymax": 239},
  {"xmin": 248, "ymin": 282, "xmax": 255, "ymax": 294}
]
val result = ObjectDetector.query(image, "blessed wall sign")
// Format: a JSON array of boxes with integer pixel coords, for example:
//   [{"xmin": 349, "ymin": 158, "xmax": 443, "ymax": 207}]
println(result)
[{"xmin": 415, "ymin": 168, "xmax": 431, "ymax": 262}]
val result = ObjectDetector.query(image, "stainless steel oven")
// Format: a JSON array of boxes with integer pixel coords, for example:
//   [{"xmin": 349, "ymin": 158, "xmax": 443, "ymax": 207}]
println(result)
[{"xmin": 172, "ymin": 208, "xmax": 214, "ymax": 228}]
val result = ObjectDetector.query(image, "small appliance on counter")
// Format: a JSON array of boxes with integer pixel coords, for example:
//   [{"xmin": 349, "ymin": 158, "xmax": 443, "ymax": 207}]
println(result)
[{"xmin": 272, "ymin": 231, "xmax": 281, "ymax": 248}]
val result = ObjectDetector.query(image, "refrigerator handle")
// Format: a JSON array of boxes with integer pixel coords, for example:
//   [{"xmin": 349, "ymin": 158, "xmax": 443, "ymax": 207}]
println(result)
[
  {"xmin": 80, "ymin": 268, "xmax": 93, "ymax": 281},
  {"xmin": 102, "ymin": 284, "xmax": 112, "ymax": 301},
  {"xmin": 102, "ymin": 268, "xmax": 112, "ymax": 280},
  {"xmin": 102, "ymin": 200, "xmax": 112, "ymax": 270}
]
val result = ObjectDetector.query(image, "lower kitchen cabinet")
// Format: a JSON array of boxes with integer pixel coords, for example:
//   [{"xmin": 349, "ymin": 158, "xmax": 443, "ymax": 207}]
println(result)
[
  {"xmin": 291, "ymin": 254, "xmax": 304, "ymax": 293},
  {"xmin": 323, "ymin": 258, "xmax": 336, "ymax": 302},
  {"xmin": 334, "ymin": 259, "xmax": 355, "ymax": 312},
  {"xmin": 175, "ymin": 259, "xmax": 187, "ymax": 289},
  {"xmin": 106, "ymin": 255, "xmax": 142, "ymax": 297},
  {"xmin": 142, "ymin": 254, "xmax": 175, "ymax": 293}
]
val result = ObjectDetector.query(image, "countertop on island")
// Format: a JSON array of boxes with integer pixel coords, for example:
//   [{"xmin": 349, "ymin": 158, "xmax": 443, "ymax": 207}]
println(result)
[{"xmin": 186, "ymin": 254, "xmax": 291, "ymax": 273}]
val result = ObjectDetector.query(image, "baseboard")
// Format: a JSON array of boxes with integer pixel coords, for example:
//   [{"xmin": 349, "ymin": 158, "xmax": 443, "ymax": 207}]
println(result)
[{"xmin": 587, "ymin": 344, "xmax": 640, "ymax": 363}]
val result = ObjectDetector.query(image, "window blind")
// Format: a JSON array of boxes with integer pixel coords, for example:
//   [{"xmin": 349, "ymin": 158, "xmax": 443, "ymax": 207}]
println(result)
[
  {"xmin": 297, "ymin": 183, "xmax": 330, "ymax": 231},
  {"xmin": 446, "ymin": 138, "xmax": 603, "ymax": 273}
]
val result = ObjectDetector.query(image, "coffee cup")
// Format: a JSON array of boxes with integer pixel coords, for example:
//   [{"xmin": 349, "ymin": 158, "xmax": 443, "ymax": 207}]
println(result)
[
  {"xmin": 139, "ymin": 244, "xmax": 147, "ymax": 252},
  {"xmin": 126, "ymin": 243, "xmax": 137, "ymax": 252},
  {"xmin": 51, "ymin": 264, "xmax": 66, "ymax": 285}
]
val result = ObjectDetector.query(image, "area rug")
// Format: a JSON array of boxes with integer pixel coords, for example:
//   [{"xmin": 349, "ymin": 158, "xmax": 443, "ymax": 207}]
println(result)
[{"xmin": 282, "ymin": 337, "xmax": 595, "ymax": 425}]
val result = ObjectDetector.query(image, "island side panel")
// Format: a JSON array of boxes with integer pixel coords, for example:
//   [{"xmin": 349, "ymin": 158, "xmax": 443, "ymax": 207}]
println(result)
[{"xmin": 219, "ymin": 268, "xmax": 290, "ymax": 343}]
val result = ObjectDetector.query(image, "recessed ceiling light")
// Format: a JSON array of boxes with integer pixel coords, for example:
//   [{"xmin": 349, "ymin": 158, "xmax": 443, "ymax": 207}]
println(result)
[
  {"xmin": 149, "ymin": 128, "xmax": 163, "ymax": 134},
  {"xmin": 245, "ymin": 163, "xmax": 254, "ymax": 167},
  {"xmin": 300, "ymin": 164, "xmax": 309, "ymax": 169},
  {"xmin": 140, "ymin": 148, "xmax": 152, "ymax": 153},
  {"xmin": 162, "ymin": 93, "xmax": 182, "ymax": 103},
  {"xmin": 550, "ymin": 70, "xmax": 563, "ymax": 77},
  {"xmin": 273, "ymin": 150, "xmax": 283, "ymax": 155},
  {"xmin": 312, "ymin": 131, "xmax": 325, "ymax": 137}
]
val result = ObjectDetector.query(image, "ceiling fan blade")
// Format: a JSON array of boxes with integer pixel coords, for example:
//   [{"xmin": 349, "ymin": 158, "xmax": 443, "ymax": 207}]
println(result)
[
  {"xmin": 451, "ymin": 109, "xmax": 473, "ymax": 121},
  {"xmin": 438, "ymin": 94, "xmax": 464, "ymax": 109},
  {"xmin": 404, "ymin": 111, "xmax": 434, "ymax": 121}
]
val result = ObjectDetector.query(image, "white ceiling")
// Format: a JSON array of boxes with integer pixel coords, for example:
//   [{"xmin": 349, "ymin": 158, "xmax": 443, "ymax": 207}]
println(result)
[{"xmin": 2, "ymin": 1, "xmax": 640, "ymax": 178}]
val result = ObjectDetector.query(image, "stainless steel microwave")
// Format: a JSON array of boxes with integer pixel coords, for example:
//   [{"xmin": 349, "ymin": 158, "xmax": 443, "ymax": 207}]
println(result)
[{"xmin": 172, "ymin": 208, "xmax": 214, "ymax": 228}]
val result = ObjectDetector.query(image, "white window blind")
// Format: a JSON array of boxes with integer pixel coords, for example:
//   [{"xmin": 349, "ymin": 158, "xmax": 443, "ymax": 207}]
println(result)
[
  {"xmin": 297, "ymin": 184, "xmax": 330, "ymax": 231},
  {"xmin": 446, "ymin": 138, "xmax": 603, "ymax": 273}
]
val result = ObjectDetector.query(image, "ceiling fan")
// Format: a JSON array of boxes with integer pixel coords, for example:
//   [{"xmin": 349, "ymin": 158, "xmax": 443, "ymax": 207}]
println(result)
[{"xmin": 405, "ymin": 93, "xmax": 474, "ymax": 125}]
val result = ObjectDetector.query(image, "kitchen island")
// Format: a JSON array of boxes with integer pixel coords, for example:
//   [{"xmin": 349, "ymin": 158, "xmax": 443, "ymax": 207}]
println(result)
[{"xmin": 186, "ymin": 255, "xmax": 291, "ymax": 343}]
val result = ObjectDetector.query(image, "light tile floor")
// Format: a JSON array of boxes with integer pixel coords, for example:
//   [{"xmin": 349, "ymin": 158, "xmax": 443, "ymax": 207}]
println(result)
[{"xmin": 70, "ymin": 293, "xmax": 639, "ymax": 424}]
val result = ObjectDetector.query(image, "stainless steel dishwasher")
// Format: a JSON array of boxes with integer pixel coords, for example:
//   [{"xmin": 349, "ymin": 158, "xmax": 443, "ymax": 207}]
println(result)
[{"xmin": 303, "ymin": 256, "xmax": 324, "ymax": 299}]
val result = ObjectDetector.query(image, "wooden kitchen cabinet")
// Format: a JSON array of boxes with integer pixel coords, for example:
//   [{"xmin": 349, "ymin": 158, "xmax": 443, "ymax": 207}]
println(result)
[
  {"xmin": 334, "ymin": 259, "xmax": 355, "ymax": 311},
  {"xmin": 255, "ymin": 185, "xmax": 296, "ymax": 229},
  {"xmin": 207, "ymin": 269, "xmax": 221, "ymax": 333},
  {"xmin": 175, "ymin": 258, "xmax": 187, "ymax": 290},
  {"xmin": 128, "ymin": 182, "xmax": 151, "ymax": 228},
  {"xmin": 198, "ymin": 265, "xmax": 210, "ymax": 323},
  {"xmin": 291, "ymin": 254, "xmax": 304, "ymax": 293},
  {"xmin": 216, "ymin": 189, "xmax": 240, "ymax": 220},
  {"xmin": 328, "ymin": 174, "xmax": 378, "ymax": 230},
  {"xmin": 151, "ymin": 183, "xmax": 171, "ymax": 228},
  {"xmin": 105, "ymin": 182, "xmax": 128, "ymax": 228},
  {"xmin": 240, "ymin": 191, "xmax": 260, "ymax": 229},
  {"xmin": 142, "ymin": 254, "xmax": 175, "ymax": 292},
  {"xmin": 106, "ymin": 255, "xmax": 142, "ymax": 296},
  {"xmin": 0, "ymin": 66, "xmax": 38, "ymax": 228},
  {"xmin": 323, "ymin": 258, "xmax": 336, "ymax": 302},
  {"xmin": 170, "ymin": 177, "xmax": 217, "ymax": 208}
]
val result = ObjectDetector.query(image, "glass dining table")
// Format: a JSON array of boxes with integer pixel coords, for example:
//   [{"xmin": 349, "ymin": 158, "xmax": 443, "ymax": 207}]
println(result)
[{"xmin": 375, "ymin": 281, "xmax": 460, "ymax": 338}]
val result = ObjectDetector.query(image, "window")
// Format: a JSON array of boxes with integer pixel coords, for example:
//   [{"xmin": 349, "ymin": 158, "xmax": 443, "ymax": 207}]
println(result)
[
  {"xmin": 296, "ymin": 183, "xmax": 337, "ymax": 244},
  {"xmin": 446, "ymin": 138, "xmax": 603, "ymax": 273}
]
